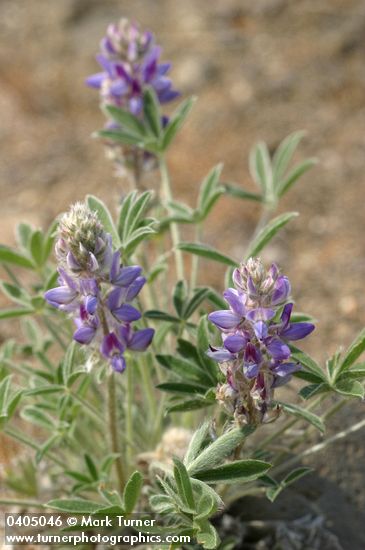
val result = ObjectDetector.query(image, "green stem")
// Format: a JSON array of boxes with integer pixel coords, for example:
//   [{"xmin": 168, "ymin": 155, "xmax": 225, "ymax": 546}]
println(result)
[
  {"xmin": 69, "ymin": 391, "xmax": 104, "ymax": 430},
  {"xmin": 159, "ymin": 155, "xmax": 185, "ymax": 281},
  {"xmin": 107, "ymin": 372, "xmax": 126, "ymax": 491},
  {"xmin": 190, "ymin": 223, "xmax": 202, "ymax": 292},
  {"xmin": 126, "ymin": 364, "xmax": 134, "ymax": 470},
  {"xmin": 139, "ymin": 355, "xmax": 157, "ymax": 419}
]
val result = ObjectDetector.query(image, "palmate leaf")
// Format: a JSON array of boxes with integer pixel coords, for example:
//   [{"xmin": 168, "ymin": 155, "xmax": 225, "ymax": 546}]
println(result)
[
  {"xmin": 249, "ymin": 142, "xmax": 273, "ymax": 200},
  {"xmin": 183, "ymin": 287, "xmax": 211, "ymax": 320},
  {"xmin": 223, "ymin": 183, "xmax": 263, "ymax": 203},
  {"xmin": 0, "ymin": 375, "xmax": 23, "ymax": 429},
  {"xmin": 278, "ymin": 402, "xmax": 325, "ymax": 433},
  {"xmin": 188, "ymin": 426, "xmax": 255, "ymax": 475},
  {"xmin": 167, "ymin": 399, "xmax": 214, "ymax": 413},
  {"xmin": 272, "ymin": 131, "xmax": 306, "ymax": 184},
  {"xmin": 0, "ymin": 307, "xmax": 34, "ymax": 320},
  {"xmin": 173, "ymin": 280, "xmax": 188, "ymax": 318},
  {"xmin": 178, "ymin": 242, "xmax": 237, "ymax": 267},
  {"xmin": 123, "ymin": 471, "xmax": 143, "ymax": 514},
  {"xmin": 334, "ymin": 379, "xmax": 364, "ymax": 399},
  {"xmin": 47, "ymin": 498, "xmax": 104, "ymax": 514},
  {"xmin": 156, "ymin": 354, "xmax": 212, "ymax": 387},
  {"xmin": 184, "ymin": 422, "xmax": 211, "ymax": 467},
  {"xmin": 299, "ymin": 382, "xmax": 330, "ymax": 400},
  {"xmin": 276, "ymin": 158, "xmax": 317, "ymax": 198},
  {"xmin": 289, "ymin": 345, "xmax": 327, "ymax": 382},
  {"xmin": 193, "ymin": 459, "xmax": 271, "ymax": 484},
  {"xmin": 173, "ymin": 458, "xmax": 196, "ymax": 510},
  {"xmin": 0, "ymin": 245, "xmax": 34, "ymax": 269},
  {"xmin": 143, "ymin": 87, "xmax": 162, "ymax": 137},
  {"xmin": 162, "ymin": 96, "xmax": 196, "ymax": 151},
  {"xmin": 86, "ymin": 195, "xmax": 120, "ymax": 247},
  {"xmin": 196, "ymin": 164, "xmax": 224, "ymax": 220},
  {"xmin": 266, "ymin": 467, "xmax": 312, "ymax": 502},
  {"xmin": 245, "ymin": 212, "xmax": 298, "ymax": 259},
  {"xmin": 337, "ymin": 328, "xmax": 365, "ymax": 376},
  {"xmin": 103, "ymin": 105, "xmax": 146, "ymax": 137}
]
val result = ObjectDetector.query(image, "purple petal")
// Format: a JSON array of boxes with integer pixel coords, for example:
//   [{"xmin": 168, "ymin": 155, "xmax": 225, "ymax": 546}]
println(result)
[
  {"xmin": 58, "ymin": 268, "xmax": 78, "ymax": 291},
  {"xmin": 272, "ymin": 374, "xmax": 292, "ymax": 388},
  {"xmin": 246, "ymin": 308, "xmax": 275, "ymax": 322},
  {"xmin": 44, "ymin": 286, "xmax": 76, "ymax": 307},
  {"xmin": 280, "ymin": 303, "xmax": 293, "ymax": 329},
  {"xmin": 247, "ymin": 276, "xmax": 257, "ymax": 297},
  {"xmin": 272, "ymin": 362, "xmax": 301, "ymax": 377},
  {"xmin": 85, "ymin": 295, "xmax": 98, "ymax": 315},
  {"xmin": 281, "ymin": 323, "xmax": 315, "ymax": 341},
  {"xmin": 244, "ymin": 342, "xmax": 262, "ymax": 364},
  {"xmin": 112, "ymin": 304, "xmax": 141, "ymax": 322},
  {"xmin": 223, "ymin": 288, "xmax": 246, "ymax": 316},
  {"xmin": 96, "ymin": 54, "xmax": 113, "ymax": 75},
  {"xmin": 101, "ymin": 332, "xmax": 123, "ymax": 357},
  {"xmin": 73, "ymin": 326, "xmax": 96, "ymax": 345},
  {"xmin": 208, "ymin": 310, "xmax": 241, "ymax": 331},
  {"xmin": 110, "ymin": 79, "xmax": 129, "ymax": 97},
  {"xmin": 223, "ymin": 334, "xmax": 247, "ymax": 353},
  {"xmin": 67, "ymin": 252, "xmax": 81, "ymax": 271},
  {"xmin": 111, "ymin": 354, "xmax": 126, "ymax": 373},
  {"xmin": 110, "ymin": 251, "xmax": 121, "ymax": 283},
  {"xmin": 244, "ymin": 363, "xmax": 260, "ymax": 379},
  {"xmin": 158, "ymin": 88, "xmax": 180, "ymax": 103},
  {"xmin": 254, "ymin": 321, "xmax": 268, "ymax": 340},
  {"xmin": 125, "ymin": 276, "xmax": 146, "ymax": 302},
  {"xmin": 157, "ymin": 62, "xmax": 171, "ymax": 76},
  {"xmin": 206, "ymin": 347, "xmax": 236, "ymax": 362},
  {"xmin": 266, "ymin": 338, "xmax": 291, "ymax": 361},
  {"xmin": 129, "ymin": 96, "xmax": 143, "ymax": 115},
  {"xmin": 85, "ymin": 72, "xmax": 105, "ymax": 88},
  {"xmin": 107, "ymin": 287, "xmax": 123, "ymax": 311},
  {"xmin": 128, "ymin": 328, "xmax": 154, "ymax": 351},
  {"xmin": 113, "ymin": 265, "xmax": 142, "ymax": 286},
  {"xmin": 272, "ymin": 276, "xmax": 291, "ymax": 306}
]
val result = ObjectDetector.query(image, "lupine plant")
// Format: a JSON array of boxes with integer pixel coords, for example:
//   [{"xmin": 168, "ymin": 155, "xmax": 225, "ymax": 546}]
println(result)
[{"xmin": 1, "ymin": 18, "xmax": 365, "ymax": 550}]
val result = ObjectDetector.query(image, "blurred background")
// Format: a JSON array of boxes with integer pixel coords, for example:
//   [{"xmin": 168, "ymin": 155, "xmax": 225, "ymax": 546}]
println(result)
[{"xmin": 0, "ymin": 0, "xmax": 365, "ymax": 543}]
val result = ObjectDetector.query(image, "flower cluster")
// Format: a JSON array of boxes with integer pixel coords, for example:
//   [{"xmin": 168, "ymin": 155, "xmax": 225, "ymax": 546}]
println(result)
[
  {"xmin": 86, "ymin": 18, "xmax": 179, "ymax": 116},
  {"xmin": 208, "ymin": 258, "xmax": 314, "ymax": 425},
  {"xmin": 45, "ymin": 202, "xmax": 154, "ymax": 373},
  {"xmin": 86, "ymin": 19, "xmax": 179, "ymax": 177}
]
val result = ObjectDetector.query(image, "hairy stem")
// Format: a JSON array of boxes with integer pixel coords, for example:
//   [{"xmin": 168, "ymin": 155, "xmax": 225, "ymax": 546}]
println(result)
[
  {"xmin": 107, "ymin": 372, "xmax": 126, "ymax": 491},
  {"xmin": 126, "ymin": 364, "xmax": 133, "ymax": 469},
  {"xmin": 190, "ymin": 223, "xmax": 202, "ymax": 292},
  {"xmin": 159, "ymin": 155, "xmax": 185, "ymax": 281}
]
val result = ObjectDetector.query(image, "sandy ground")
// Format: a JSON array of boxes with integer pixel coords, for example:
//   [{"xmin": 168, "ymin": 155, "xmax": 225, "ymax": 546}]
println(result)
[{"xmin": 0, "ymin": 0, "xmax": 365, "ymax": 539}]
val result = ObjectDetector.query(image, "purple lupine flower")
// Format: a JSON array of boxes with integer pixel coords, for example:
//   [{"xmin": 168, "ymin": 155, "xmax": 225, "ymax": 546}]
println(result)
[
  {"xmin": 44, "ymin": 202, "xmax": 154, "ymax": 373},
  {"xmin": 86, "ymin": 18, "xmax": 179, "ymax": 177},
  {"xmin": 86, "ymin": 19, "xmax": 179, "ymax": 115},
  {"xmin": 208, "ymin": 257, "xmax": 314, "ymax": 426}
]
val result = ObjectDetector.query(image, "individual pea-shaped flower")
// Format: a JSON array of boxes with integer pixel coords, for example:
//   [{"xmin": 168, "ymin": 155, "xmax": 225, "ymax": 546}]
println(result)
[{"xmin": 44, "ymin": 201, "xmax": 154, "ymax": 373}]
